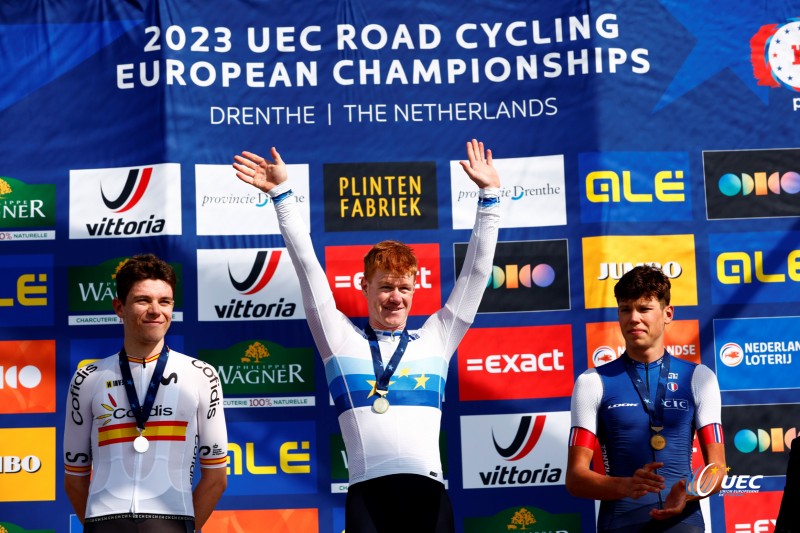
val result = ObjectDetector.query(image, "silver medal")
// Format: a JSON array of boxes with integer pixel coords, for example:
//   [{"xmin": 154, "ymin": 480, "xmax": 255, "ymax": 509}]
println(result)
[
  {"xmin": 133, "ymin": 435, "xmax": 149, "ymax": 453},
  {"xmin": 372, "ymin": 396, "xmax": 390, "ymax": 414}
]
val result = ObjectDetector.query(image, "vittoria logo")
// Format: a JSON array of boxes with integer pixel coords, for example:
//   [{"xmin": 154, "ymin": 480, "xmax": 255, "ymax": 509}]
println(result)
[
  {"xmin": 101, "ymin": 168, "xmax": 151, "ymax": 212},
  {"xmin": 229, "ymin": 250, "xmax": 281, "ymax": 295},
  {"xmin": 493, "ymin": 415, "xmax": 545, "ymax": 461}
]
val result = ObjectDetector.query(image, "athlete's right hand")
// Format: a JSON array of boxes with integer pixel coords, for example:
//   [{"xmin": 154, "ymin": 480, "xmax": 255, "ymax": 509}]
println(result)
[
  {"xmin": 233, "ymin": 147, "xmax": 288, "ymax": 193},
  {"xmin": 626, "ymin": 461, "xmax": 666, "ymax": 499}
]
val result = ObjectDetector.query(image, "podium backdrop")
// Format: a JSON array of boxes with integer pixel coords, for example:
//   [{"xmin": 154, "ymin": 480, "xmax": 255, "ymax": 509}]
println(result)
[{"xmin": 2, "ymin": 1, "xmax": 800, "ymax": 531}]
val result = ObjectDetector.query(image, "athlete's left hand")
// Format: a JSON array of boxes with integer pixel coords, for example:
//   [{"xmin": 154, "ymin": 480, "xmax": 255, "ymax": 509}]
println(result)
[{"xmin": 650, "ymin": 479, "xmax": 688, "ymax": 520}]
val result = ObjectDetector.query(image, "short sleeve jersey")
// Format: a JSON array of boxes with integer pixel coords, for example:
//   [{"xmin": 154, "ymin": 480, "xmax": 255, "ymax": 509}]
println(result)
[{"xmin": 63, "ymin": 350, "xmax": 228, "ymax": 520}]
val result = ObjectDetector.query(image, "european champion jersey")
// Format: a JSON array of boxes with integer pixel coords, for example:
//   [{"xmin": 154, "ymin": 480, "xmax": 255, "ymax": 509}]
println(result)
[
  {"xmin": 570, "ymin": 353, "xmax": 722, "ymax": 530},
  {"xmin": 63, "ymin": 350, "xmax": 228, "ymax": 521}
]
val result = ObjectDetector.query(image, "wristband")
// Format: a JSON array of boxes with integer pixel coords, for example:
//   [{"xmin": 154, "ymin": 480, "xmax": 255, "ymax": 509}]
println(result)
[
  {"xmin": 478, "ymin": 196, "xmax": 500, "ymax": 207},
  {"xmin": 272, "ymin": 189, "xmax": 294, "ymax": 204}
]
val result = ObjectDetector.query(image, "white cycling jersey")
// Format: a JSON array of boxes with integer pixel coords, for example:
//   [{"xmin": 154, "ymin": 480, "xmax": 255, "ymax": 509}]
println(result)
[
  {"xmin": 63, "ymin": 350, "xmax": 228, "ymax": 521},
  {"xmin": 270, "ymin": 181, "xmax": 499, "ymax": 485}
]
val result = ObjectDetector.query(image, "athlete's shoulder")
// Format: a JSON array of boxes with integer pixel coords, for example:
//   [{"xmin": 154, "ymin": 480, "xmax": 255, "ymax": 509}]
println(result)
[
  {"xmin": 669, "ymin": 355, "xmax": 699, "ymax": 370},
  {"xmin": 68, "ymin": 353, "xmax": 118, "ymax": 385},
  {"xmin": 594, "ymin": 356, "xmax": 627, "ymax": 378}
]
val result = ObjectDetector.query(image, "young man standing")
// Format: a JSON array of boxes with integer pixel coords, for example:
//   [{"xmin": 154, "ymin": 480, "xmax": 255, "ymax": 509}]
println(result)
[
  {"xmin": 233, "ymin": 139, "xmax": 500, "ymax": 532},
  {"xmin": 63, "ymin": 254, "xmax": 228, "ymax": 532},
  {"xmin": 567, "ymin": 265, "xmax": 725, "ymax": 532}
]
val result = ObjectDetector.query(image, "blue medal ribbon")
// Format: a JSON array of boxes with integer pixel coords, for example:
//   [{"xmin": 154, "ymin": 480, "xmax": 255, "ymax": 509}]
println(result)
[
  {"xmin": 118, "ymin": 345, "xmax": 170, "ymax": 433},
  {"xmin": 622, "ymin": 351, "xmax": 670, "ymax": 435},
  {"xmin": 365, "ymin": 325, "xmax": 409, "ymax": 396}
]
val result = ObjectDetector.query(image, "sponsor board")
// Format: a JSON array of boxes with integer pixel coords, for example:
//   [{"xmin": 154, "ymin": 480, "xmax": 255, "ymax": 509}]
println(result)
[
  {"xmin": 582, "ymin": 234, "xmax": 697, "ymax": 309},
  {"xmin": 704, "ymin": 148, "xmax": 800, "ymax": 219},
  {"xmin": 723, "ymin": 490, "xmax": 782, "ymax": 532},
  {"xmin": 203, "ymin": 509, "xmax": 319, "ymax": 533},
  {"xmin": 324, "ymin": 243, "xmax": 441, "ymax": 317},
  {"xmin": 0, "ymin": 427, "xmax": 55, "ymax": 502},
  {"xmin": 0, "ymin": 340, "xmax": 56, "ymax": 414},
  {"xmin": 226, "ymin": 421, "xmax": 316, "ymax": 495},
  {"xmin": 586, "ymin": 320, "xmax": 701, "ymax": 367},
  {"xmin": 69, "ymin": 163, "xmax": 182, "ymax": 239},
  {"xmin": 195, "ymin": 162, "xmax": 310, "ymax": 235},
  {"xmin": 0, "ymin": 254, "xmax": 53, "ymax": 327},
  {"xmin": 456, "ymin": 239, "xmax": 570, "ymax": 313},
  {"xmin": 0, "ymin": 176, "xmax": 56, "ymax": 241},
  {"xmin": 714, "ymin": 316, "xmax": 800, "ymax": 391},
  {"xmin": 198, "ymin": 339, "xmax": 315, "ymax": 407},
  {"xmin": 722, "ymin": 403, "xmax": 800, "ymax": 475},
  {"xmin": 463, "ymin": 505, "xmax": 581, "ymax": 533},
  {"xmin": 461, "ymin": 411, "xmax": 569, "ymax": 489},
  {"xmin": 458, "ymin": 325, "xmax": 574, "ymax": 401},
  {"xmin": 451, "ymin": 154, "xmax": 566, "ymax": 229},
  {"xmin": 197, "ymin": 248, "xmax": 304, "ymax": 321},
  {"xmin": 323, "ymin": 161, "xmax": 438, "ymax": 231},
  {"xmin": 579, "ymin": 151, "xmax": 691, "ymax": 222},
  {"xmin": 0, "ymin": 523, "xmax": 53, "ymax": 533},
  {"xmin": 710, "ymin": 231, "xmax": 800, "ymax": 304}
]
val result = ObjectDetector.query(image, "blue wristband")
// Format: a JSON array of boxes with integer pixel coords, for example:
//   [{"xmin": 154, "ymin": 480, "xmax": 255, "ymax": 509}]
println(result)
[
  {"xmin": 272, "ymin": 189, "xmax": 294, "ymax": 204},
  {"xmin": 478, "ymin": 196, "xmax": 500, "ymax": 207}
]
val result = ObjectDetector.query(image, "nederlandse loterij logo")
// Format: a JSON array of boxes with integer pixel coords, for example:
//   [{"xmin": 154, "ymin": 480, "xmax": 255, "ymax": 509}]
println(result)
[
  {"xmin": 69, "ymin": 163, "xmax": 182, "ymax": 239},
  {"xmin": 0, "ymin": 176, "xmax": 56, "ymax": 241}
]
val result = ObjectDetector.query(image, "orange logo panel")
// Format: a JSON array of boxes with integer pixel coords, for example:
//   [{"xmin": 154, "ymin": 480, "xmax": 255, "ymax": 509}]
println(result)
[{"xmin": 0, "ymin": 340, "xmax": 56, "ymax": 414}]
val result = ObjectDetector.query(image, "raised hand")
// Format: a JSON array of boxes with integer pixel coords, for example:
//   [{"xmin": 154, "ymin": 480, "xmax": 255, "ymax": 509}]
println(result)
[
  {"xmin": 459, "ymin": 138, "xmax": 501, "ymax": 189},
  {"xmin": 233, "ymin": 147, "xmax": 288, "ymax": 193}
]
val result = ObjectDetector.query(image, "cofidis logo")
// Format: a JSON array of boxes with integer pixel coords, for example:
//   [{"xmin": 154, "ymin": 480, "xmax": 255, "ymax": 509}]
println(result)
[
  {"xmin": 0, "ymin": 176, "xmax": 56, "ymax": 241},
  {"xmin": 324, "ymin": 243, "xmax": 441, "ymax": 317},
  {"xmin": 579, "ymin": 151, "xmax": 691, "ymax": 223},
  {"xmin": 0, "ymin": 254, "xmax": 52, "ymax": 327},
  {"xmin": 582, "ymin": 235, "xmax": 697, "ymax": 309},
  {"xmin": 0, "ymin": 427, "xmax": 55, "ymax": 502},
  {"xmin": 225, "ymin": 420, "xmax": 316, "ymax": 496},
  {"xmin": 711, "ymin": 231, "xmax": 800, "ymax": 304},
  {"xmin": 458, "ymin": 325, "xmax": 573, "ymax": 401},
  {"xmin": 586, "ymin": 320, "xmax": 701, "ymax": 367},
  {"xmin": 460, "ymin": 411, "xmax": 569, "ymax": 489},
  {"xmin": 197, "ymin": 248, "xmax": 304, "ymax": 321},
  {"xmin": 69, "ymin": 164, "xmax": 182, "ymax": 239},
  {"xmin": 0, "ymin": 340, "xmax": 55, "ymax": 414},
  {"xmin": 450, "ymin": 154, "xmax": 566, "ymax": 230},
  {"xmin": 714, "ymin": 316, "xmax": 800, "ymax": 391}
]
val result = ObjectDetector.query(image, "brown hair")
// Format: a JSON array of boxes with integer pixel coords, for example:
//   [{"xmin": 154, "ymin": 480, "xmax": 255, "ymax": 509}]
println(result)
[
  {"xmin": 613, "ymin": 265, "xmax": 671, "ymax": 305},
  {"xmin": 363, "ymin": 240, "xmax": 417, "ymax": 281},
  {"xmin": 115, "ymin": 253, "xmax": 177, "ymax": 303}
]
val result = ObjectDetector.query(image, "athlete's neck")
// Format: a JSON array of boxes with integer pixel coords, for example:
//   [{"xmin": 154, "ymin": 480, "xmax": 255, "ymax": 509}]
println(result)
[
  {"xmin": 368, "ymin": 320, "xmax": 405, "ymax": 333},
  {"xmin": 123, "ymin": 339, "xmax": 165, "ymax": 361},
  {"xmin": 626, "ymin": 346, "xmax": 664, "ymax": 364}
]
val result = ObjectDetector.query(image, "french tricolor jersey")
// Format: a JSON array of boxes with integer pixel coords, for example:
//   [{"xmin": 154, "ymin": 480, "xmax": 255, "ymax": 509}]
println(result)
[
  {"xmin": 63, "ymin": 350, "xmax": 228, "ymax": 521},
  {"xmin": 570, "ymin": 353, "xmax": 723, "ymax": 530}
]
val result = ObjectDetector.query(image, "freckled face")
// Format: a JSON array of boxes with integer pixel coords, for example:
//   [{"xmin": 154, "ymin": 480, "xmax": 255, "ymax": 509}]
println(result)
[{"xmin": 361, "ymin": 269, "xmax": 415, "ymax": 331}]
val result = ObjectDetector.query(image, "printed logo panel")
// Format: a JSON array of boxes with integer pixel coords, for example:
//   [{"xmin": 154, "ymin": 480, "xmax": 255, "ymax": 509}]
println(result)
[
  {"xmin": 199, "ymin": 339, "xmax": 316, "ymax": 408},
  {"xmin": 324, "ymin": 243, "xmax": 441, "ymax": 318},
  {"xmin": 450, "ymin": 154, "xmax": 566, "ymax": 229},
  {"xmin": 0, "ymin": 522, "xmax": 53, "ymax": 533},
  {"xmin": 463, "ymin": 505, "xmax": 582, "ymax": 533},
  {"xmin": 455, "ymin": 240, "xmax": 570, "ymax": 313},
  {"xmin": 225, "ymin": 421, "xmax": 316, "ymax": 496},
  {"xmin": 197, "ymin": 248, "xmax": 304, "ymax": 321},
  {"xmin": 723, "ymin": 491, "xmax": 782, "ymax": 532},
  {"xmin": 69, "ymin": 163, "xmax": 182, "ymax": 239},
  {"xmin": 0, "ymin": 254, "xmax": 53, "ymax": 327},
  {"xmin": 203, "ymin": 509, "xmax": 319, "ymax": 533},
  {"xmin": 704, "ymin": 148, "xmax": 800, "ymax": 219},
  {"xmin": 582, "ymin": 235, "xmax": 697, "ymax": 309},
  {"xmin": 68, "ymin": 256, "xmax": 184, "ymax": 326},
  {"xmin": 722, "ymin": 403, "xmax": 800, "ymax": 475},
  {"xmin": 579, "ymin": 151, "xmax": 691, "ymax": 223},
  {"xmin": 714, "ymin": 316, "xmax": 800, "ymax": 391},
  {"xmin": 0, "ymin": 340, "xmax": 56, "ymax": 414},
  {"xmin": 586, "ymin": 320, "xmax": 701, "ymax": 367},
  {"xmin": 195, "ymin": 163, "xmax": 310, "ymax": 236},
  {"xmin": 710, "ymin": 231, "xmax": 800, "ymax": 304},
  {"xmin": 323, "ymin": 161, "xmax": 438, "ymax": 231},
  {"xmin": 0, "ymin": 176, "xmax": 56, "ymax": 241},
  {"xmin": 0, "ymin": 427, "xmax": 55, "ymax": 502},
  {"xmin": 460, "ymin": 411, "xmax": 570, "ymax": 489},
  {"xmin": 458, "ymin": 325, "xmax": 574, "ymax": 401}
]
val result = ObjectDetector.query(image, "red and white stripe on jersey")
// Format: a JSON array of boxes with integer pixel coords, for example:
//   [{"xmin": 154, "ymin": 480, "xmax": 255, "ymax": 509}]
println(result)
[
  {"xmin": 569, "ymin": 426, "xmax": 597, "ymax": 448},
  {"xmin": 698, "ymin": 423, "xmax": 724, "ymax": 445}
]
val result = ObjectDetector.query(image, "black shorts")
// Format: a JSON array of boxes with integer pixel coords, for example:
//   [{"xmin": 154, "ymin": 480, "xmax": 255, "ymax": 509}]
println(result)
[
  {"xmin": 83, "ymin": 515, "xmax": 194, "ymax": 533},
  {"xmin": 346, "ymin": 473, "xmax": 454, "ymax": 533}
]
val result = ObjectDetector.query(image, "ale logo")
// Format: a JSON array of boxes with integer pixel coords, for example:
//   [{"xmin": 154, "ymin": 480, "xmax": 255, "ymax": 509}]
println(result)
[
  {"xmin": 719, "ymin": 342, "xmax": 744, "ymax": 367},
  {"xmin": 102, "ymin": 168, "xmax": 151, "ymax": 212},
  {"xmin": 0, "ymin": 427, "xmax": 55, "ymax": 502},
  {"xmin": 494, "ymin": 415, "xmax": 544, "ymax": 461},
  {"xmin": 229, "ymin": 250, "xmax": 281, "ymax": 295}
]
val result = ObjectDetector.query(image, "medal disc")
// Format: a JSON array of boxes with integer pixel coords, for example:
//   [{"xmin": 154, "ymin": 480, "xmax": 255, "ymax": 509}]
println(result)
[
  {"xmin": 650, "ymin": 434, "xmax": 666, "ymax": 451},
  {"xmin": 373, "ymin": 396, "xmax": 390, "ymax": 414},
  {"xmin": 133, "ymin": 435, "xmax": 150, "ymax": 453}
]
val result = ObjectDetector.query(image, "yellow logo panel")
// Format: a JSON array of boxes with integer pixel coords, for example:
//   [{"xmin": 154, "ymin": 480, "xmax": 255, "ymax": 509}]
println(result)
[
  {"xmin": 0, "ymin": 427, "xmax": 55, "ymax": 502},
  {"xmin": 582, "ymin": 235, "xmax": 698, "ymax": 309}
]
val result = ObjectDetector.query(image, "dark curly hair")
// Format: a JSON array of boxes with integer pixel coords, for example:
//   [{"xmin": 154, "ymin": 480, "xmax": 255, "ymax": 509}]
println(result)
[
  {"xmin": 115, "ymin": 253, "xmax": 177, "ymax": 303},
  {"xmin": 613, "ymin": 265, "xmax": 671, "ymax": 305}
]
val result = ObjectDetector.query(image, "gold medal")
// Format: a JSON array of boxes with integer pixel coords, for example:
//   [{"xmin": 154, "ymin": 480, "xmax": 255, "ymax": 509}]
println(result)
[
  {"xmin": 650, "ymin": 433, "xmax": 666, "ymax": 450},
  {"xmin": 373, "ymin": 396, "xmax": 389, "ymax": 414}
]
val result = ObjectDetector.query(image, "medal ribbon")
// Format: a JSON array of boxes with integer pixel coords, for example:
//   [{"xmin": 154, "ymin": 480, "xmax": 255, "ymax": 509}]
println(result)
[
  {"xmin": 365, "ymin": 325, "xmax": 409, "ymax": 394},
  {"xmin": 118, "ymin": 345, "xmax": 170, "ymax": 433},
  {"xmin": 623, "ymin": 352, "xmax": 670, "ymax": 433}
]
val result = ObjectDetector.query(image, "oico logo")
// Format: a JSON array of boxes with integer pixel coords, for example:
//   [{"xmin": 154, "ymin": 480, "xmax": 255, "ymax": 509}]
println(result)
[
  {"xmin": 718, "ymin": 171, "xmax": 800, "ymax": 197},
  {"xmin": 719, "ymin": 342, "xmax": 744, "ymax": 367},
  {"xmin": 0, "ymin": 365, "xmax": 42, "ymax": 389},
  {"xmin": 734, "ymin": 426, "xmax": 796, "ymax": 453},
  {"xmin": 488, "ymin": 263, "xmax": 555, "ymax": 289}
]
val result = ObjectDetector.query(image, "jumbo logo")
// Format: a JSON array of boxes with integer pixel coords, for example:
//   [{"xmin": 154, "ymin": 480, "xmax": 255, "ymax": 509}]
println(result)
[
  {"xmin": 0, "ymin": 339, "xmax": 56, "ymax": 414},
  {"xmin": 0, "ymin": 427, "xmax": 55, "ymax": 502}
]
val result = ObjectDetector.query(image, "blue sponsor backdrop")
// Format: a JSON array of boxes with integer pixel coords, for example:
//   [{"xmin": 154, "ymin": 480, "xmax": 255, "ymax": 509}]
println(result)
[{"xmin": 2, "ymin": 0, "xmax": 800, "ymax": 531}]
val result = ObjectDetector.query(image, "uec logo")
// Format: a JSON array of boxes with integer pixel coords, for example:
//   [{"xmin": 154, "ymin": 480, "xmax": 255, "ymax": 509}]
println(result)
[{"xmin": 685, "ymin": 462, "xmax": 725, "ymax": 497}]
